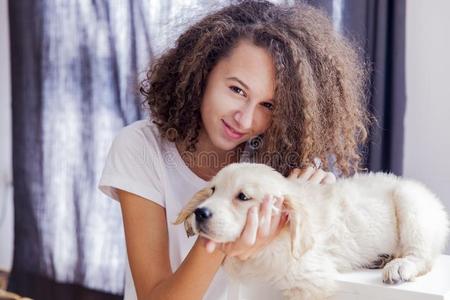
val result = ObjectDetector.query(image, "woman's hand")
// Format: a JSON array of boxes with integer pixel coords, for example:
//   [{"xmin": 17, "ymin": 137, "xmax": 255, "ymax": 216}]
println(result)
[
  {"xmin": 204, "ymin": 195, "xmax": 288, "ymax": 260},
  {"xmin": 288, "ymin": 166, "xmax": 336, "ymax": 184}
]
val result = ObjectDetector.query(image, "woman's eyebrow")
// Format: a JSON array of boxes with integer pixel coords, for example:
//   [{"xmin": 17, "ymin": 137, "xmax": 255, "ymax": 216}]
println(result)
[{"xmin": 226, "ymin": 76, "xmax": 250, "ymax": 91}]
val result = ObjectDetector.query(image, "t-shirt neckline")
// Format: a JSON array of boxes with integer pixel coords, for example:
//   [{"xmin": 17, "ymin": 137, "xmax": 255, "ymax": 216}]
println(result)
[{"xmin": 167, "ymin": 141, "xmax": 208, "ymax": 187}]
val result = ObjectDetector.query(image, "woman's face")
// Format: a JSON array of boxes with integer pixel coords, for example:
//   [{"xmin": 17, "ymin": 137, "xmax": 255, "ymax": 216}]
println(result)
[{"xmin": 200, "ymin": 40, "xmax": 276, "ymax": 152}]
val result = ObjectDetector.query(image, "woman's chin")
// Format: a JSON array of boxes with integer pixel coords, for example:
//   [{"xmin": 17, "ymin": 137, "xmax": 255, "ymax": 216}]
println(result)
[{"xmin": 212, "ymin": 138, "xmax": 241, "ymax": 152}]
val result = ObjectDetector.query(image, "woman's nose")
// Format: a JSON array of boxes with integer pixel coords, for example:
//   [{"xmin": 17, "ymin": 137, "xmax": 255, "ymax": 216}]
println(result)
[{"xmin": 233, "ymin": 104, "xmax": 255, "ymax": 130}]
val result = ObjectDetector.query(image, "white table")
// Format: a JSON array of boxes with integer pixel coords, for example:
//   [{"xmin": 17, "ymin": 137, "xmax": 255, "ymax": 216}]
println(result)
[
  {"xmin": 332, "ymin": 255, "xmax": 450, "ymax": 300},
  {"xmin": 233, "ymin": 255, "xmax": 450, "ymax": 300}
]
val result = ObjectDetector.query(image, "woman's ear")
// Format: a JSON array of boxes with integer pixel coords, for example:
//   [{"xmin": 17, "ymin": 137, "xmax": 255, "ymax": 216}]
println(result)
[
  {"xmin": 173, "ymin": 187, "xmax": 212, "ymax": 225},
  {"xmin": 283, "ymin": 194, "xmax": 314, "ymax": 259}
]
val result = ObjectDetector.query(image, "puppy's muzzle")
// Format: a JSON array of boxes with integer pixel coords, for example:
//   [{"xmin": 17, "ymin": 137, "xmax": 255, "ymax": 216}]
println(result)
[{"xmin": 194, "ymin": 207, "xmax": 213, "ymax": 223}]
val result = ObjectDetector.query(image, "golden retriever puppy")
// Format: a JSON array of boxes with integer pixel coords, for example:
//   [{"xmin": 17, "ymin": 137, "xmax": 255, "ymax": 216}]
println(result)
[{"xmin": 174, "ymin": 163, "xmax": 449, "ymax": 300}]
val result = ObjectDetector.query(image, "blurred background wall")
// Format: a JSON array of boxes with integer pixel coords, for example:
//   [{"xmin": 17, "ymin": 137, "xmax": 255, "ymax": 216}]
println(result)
[{"xmin": 403, "ymin": 0, "xmax": 450, "ymax": 248}]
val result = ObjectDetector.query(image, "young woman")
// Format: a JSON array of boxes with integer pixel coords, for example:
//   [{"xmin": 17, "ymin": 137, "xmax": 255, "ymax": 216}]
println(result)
[{"xmin": 99, "ymin": 1, "xmax": 370, "ymax": 299}]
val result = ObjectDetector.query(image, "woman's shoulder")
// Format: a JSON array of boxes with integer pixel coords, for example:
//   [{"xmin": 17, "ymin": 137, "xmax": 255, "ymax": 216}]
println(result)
[
  {"xmin": 114, "ymin": 118, "xmax": 165, "ymax": 151},
  {"xmin": 117, "ymin": 118, "xmax": 160, "ymax": 139},
  {"xmin": 99, "ymin": 118, "xmax": 168, "ymax": 205}
]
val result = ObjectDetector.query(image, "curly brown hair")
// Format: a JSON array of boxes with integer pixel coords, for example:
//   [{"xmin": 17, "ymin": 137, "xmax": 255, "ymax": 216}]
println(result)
[{"xmin": 140, "ymin": 0, "xmax": 371, "ymax": 176}]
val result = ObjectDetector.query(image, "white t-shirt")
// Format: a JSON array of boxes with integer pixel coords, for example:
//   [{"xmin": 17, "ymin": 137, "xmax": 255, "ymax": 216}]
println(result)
[{"xmin": 98, "ymin": 119, "xmax": 282, "ymax": 300}]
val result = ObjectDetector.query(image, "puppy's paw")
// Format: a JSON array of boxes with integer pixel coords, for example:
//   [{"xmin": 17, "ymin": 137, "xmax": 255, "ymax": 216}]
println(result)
[{"xmin": 382, "ymin": 258, "xmax": 418, "ymax": 284}]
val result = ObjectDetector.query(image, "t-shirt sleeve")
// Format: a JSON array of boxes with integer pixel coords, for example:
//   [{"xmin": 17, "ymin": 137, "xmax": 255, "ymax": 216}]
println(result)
[{"xmin": 98, "ymin": 124, "xmax": 165, "ymax": 207}]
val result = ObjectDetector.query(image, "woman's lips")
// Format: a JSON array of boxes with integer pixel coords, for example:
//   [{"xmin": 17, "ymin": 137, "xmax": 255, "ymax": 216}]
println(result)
[{"xmin": 222, "ymin": 120, "xmax": 245, "ymax": 140}]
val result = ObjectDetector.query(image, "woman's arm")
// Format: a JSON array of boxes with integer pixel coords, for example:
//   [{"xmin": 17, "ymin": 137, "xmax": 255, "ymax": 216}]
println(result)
[{"xmin": 118, "ymin": 189, "xmax": 225, "ymax": 300}]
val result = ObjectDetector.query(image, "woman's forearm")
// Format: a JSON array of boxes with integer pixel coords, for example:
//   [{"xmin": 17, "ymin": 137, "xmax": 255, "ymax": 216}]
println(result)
[{"xmin": 145, "ymin": 237, "xmax": 226, "ymax": 300}]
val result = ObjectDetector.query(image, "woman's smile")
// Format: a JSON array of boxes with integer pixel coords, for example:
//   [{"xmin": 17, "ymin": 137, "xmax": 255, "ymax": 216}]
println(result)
[{"xmin": 222, "ymin": 119, "xmax": 245, "ymax": 140}]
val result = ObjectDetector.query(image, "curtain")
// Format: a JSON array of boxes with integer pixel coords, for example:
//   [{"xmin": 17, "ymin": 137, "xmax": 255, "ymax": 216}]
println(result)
[
  {"xmin": 337, "ymin": 0, "xmax": 406, "ymax": 175},
  {"xmin": 8, "ymin": 0, "xmax": 153, "ymax": 298}
]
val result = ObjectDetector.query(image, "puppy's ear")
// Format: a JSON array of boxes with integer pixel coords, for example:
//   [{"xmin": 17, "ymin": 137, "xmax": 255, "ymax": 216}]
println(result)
[
  {"xmin": 283, "ymin": 194, "xmax": 314, "ymax": 259},
  {"xmin": 173, "ymin": 187, "xmax": 212, "ymax": 225}
]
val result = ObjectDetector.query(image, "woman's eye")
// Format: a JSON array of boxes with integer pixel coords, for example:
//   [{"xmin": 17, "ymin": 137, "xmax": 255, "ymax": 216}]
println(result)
[
  {"xmin": 237, "ymin": 192, "xmax": 251, "ymax": 201},
  {"xmin": 230, "ymin": 86, "xmax": 246, "ymax": 97},
  {"xmin": 211, "ymin": 186, "xmax": 215, "ymax": 193},
  {"xmin": 261, "ymin": 102, "xmax": 274, "ymax": 111}
]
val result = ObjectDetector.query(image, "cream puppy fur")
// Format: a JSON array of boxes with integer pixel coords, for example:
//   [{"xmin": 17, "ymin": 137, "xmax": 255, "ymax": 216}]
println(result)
[{"xmin": 174, "ymin": 163, "xmax": 449, "ymax": 300}]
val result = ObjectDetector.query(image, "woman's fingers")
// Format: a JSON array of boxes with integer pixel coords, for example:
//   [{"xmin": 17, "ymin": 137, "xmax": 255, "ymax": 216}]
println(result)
[
  {"xmin": 258, "ymin": 195, "xmax": 273, "ymax": 237},
  {"xmin": 295, "ymin": 166, "xmax": 316, "ymax": 182},
  {"xmin": 321, "ymin": 172, "xmax": 336, "ymax": 184},
  {"xmin": 224, "ymin": 206, "xmax": 259, "ymax": 259},
  {"xmin": 288, "ymin": 168, "xmax": 301, "ymax": 179},
  {"xmin": 289, "ymin": 166, "xmax": 336, "ymax": 185},
  {"xmin": 308, "ymin": 168, "xmax": 326, "ymax": 184},
  {"xmin": 241, "ymin": 206, "xmax": 259, "ymax": 246},
  {"xmin": 269, "ymin": 196, "xmax": 284, "ymax": 233}
]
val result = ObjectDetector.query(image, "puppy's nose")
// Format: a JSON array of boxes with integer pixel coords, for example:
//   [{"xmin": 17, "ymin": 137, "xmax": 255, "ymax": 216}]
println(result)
[{"xmin": 194, "ymin": 207, "xmax": 213, "ymax": 223}]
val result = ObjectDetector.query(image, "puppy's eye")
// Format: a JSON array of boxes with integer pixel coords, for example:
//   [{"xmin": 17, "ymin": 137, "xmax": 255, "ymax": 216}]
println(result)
[
  {"xmin": 211, "ymin": 186, "xmax": 215, "ymax": 193},
  {"xmin": 237, "ymin": 192, "xmax": 251, "ymax": 201}
]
